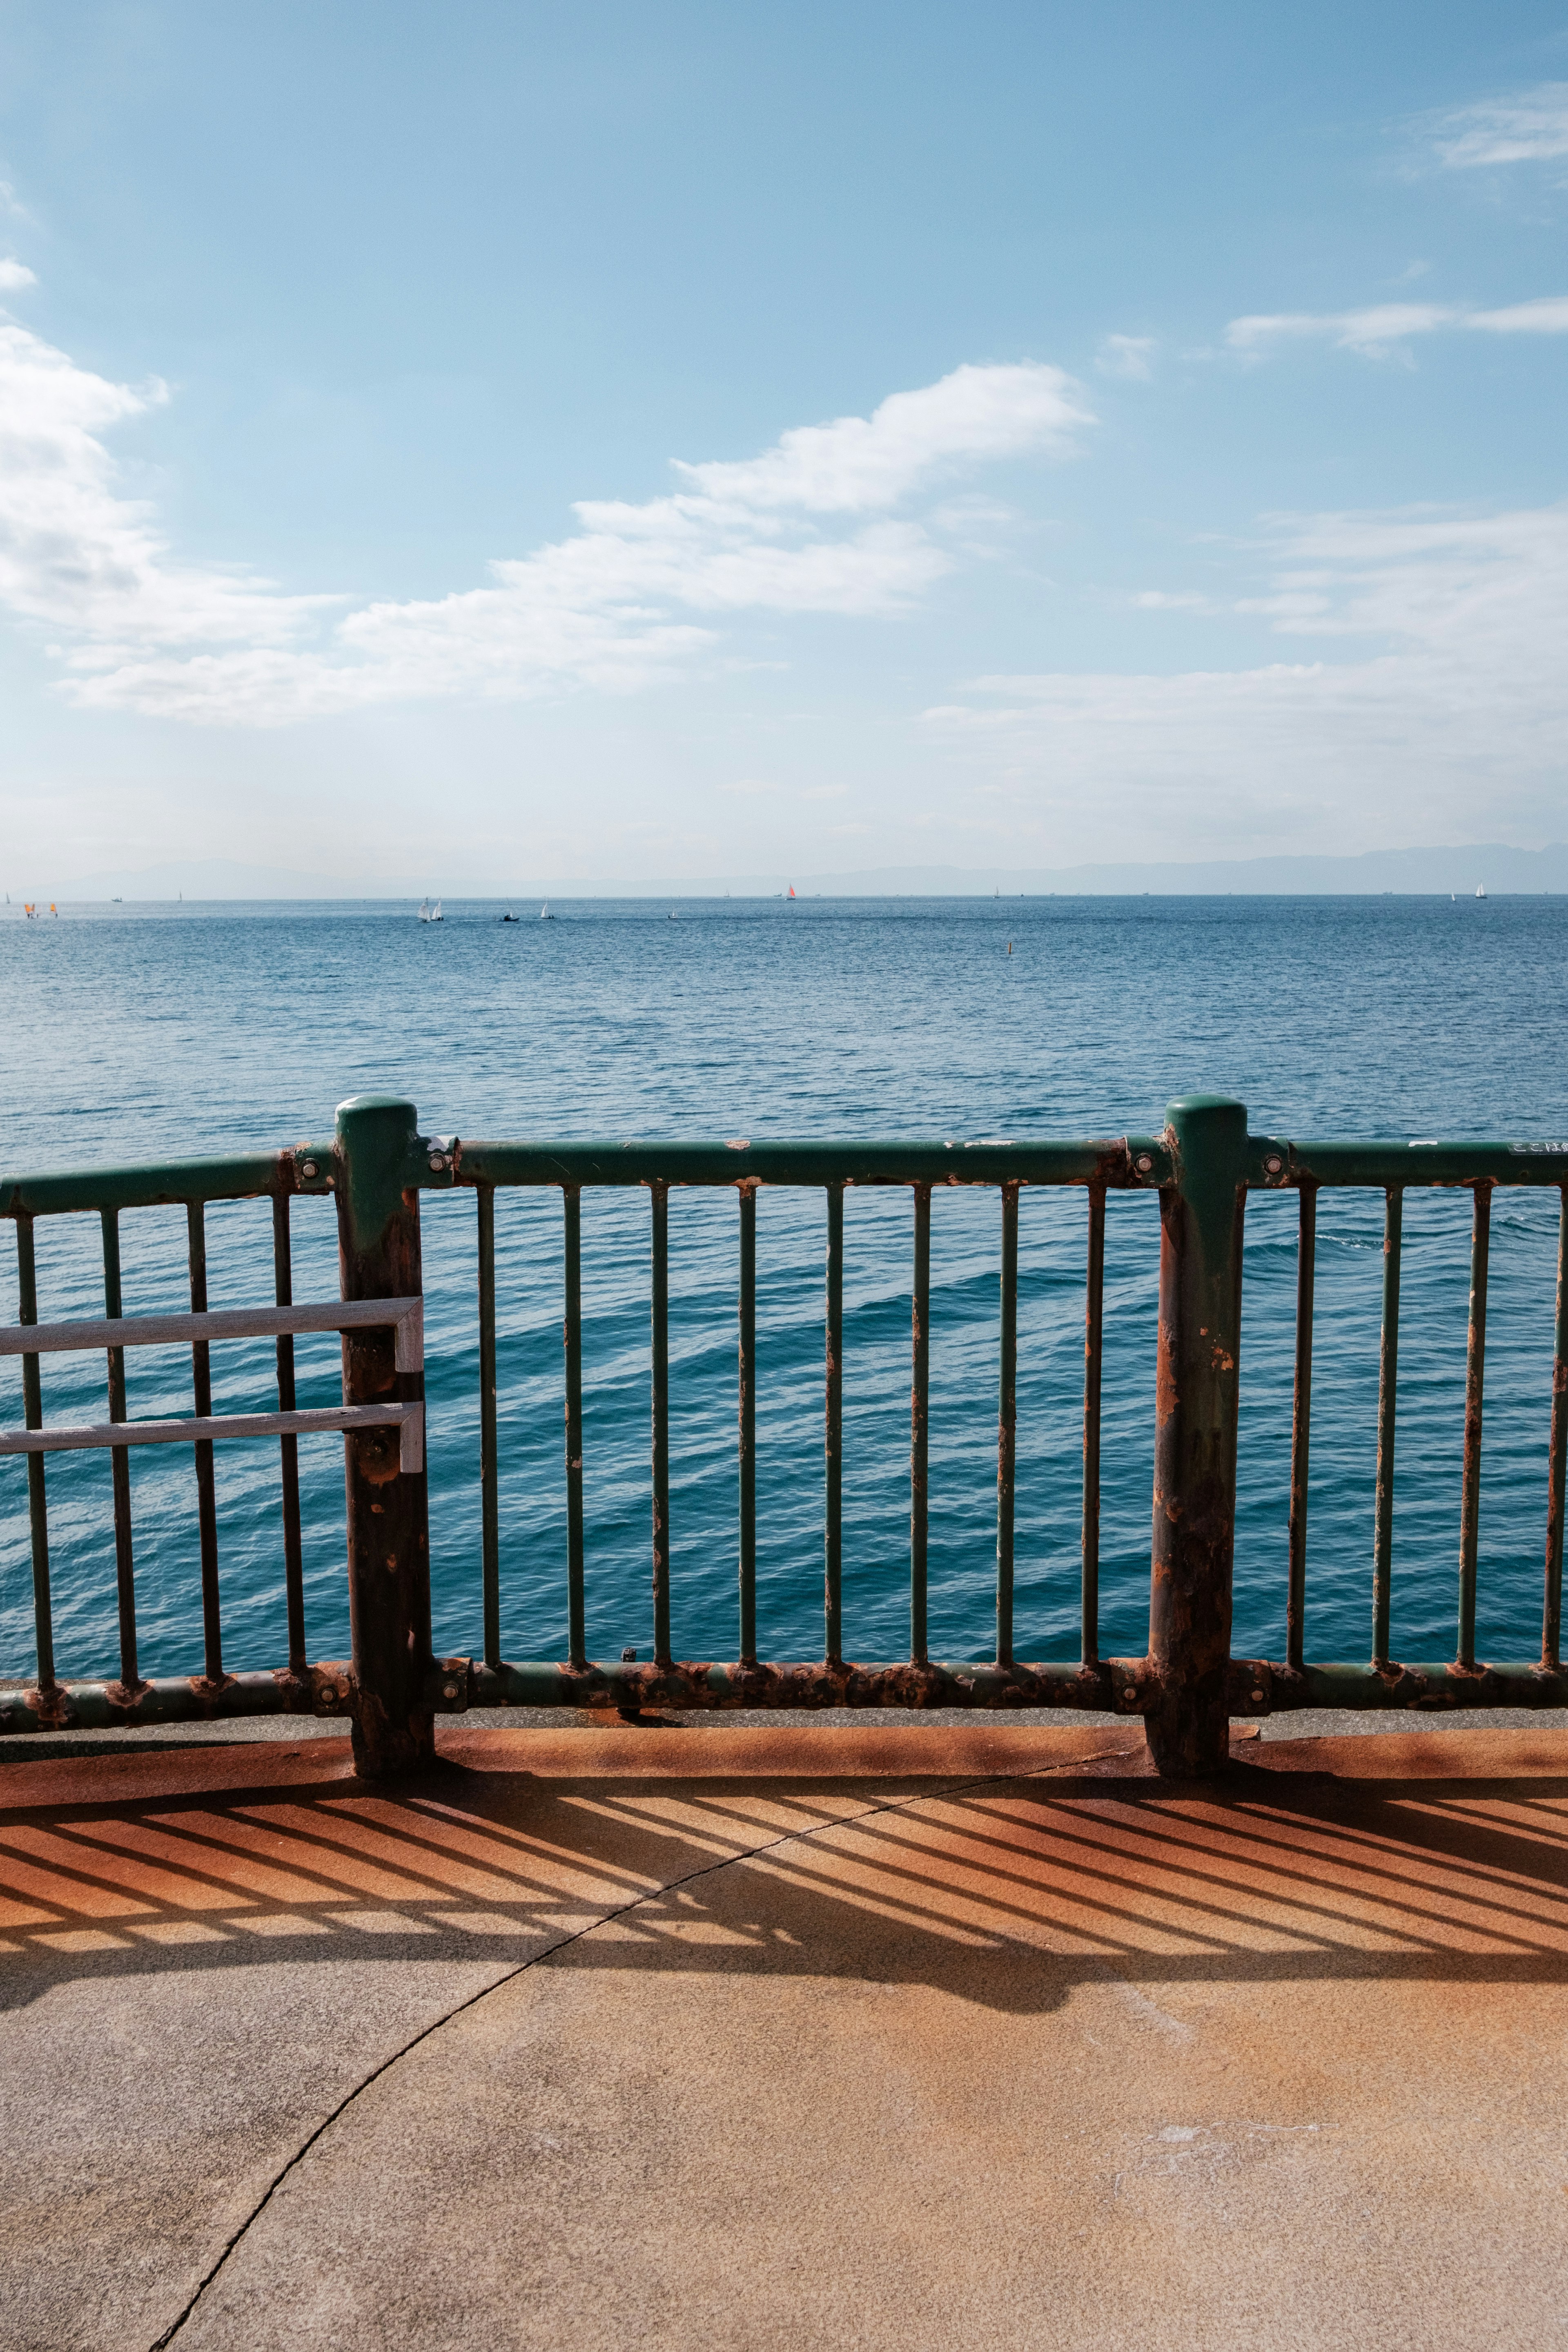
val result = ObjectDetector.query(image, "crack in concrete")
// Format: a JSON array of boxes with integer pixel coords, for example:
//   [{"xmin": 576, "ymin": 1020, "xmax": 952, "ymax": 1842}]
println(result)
[{"xmin": 147, "ymin": 1742, "xmax": 1138, "ymax": 2348}]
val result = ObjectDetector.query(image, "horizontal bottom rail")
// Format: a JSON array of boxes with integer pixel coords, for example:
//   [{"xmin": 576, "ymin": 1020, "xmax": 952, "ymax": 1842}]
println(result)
[
  {"xmin": 452, "ymin": 1659, "xmax": 1145, "ymax": 1712},
  {"xmin": 1242, "ymin": 1659, "xmax": 1568, "ymax": 1713},
  {"xmin": 445, "ymin": 1657, "xmax": 1568, "ymax": 1715},
  {"xmin": 0, "ymin": 1666, "xmax": 356, "ymax": 1735},
  {"xmin": 4, "ymin": 1654, "xmax": 1566, "ymax": 1740}
]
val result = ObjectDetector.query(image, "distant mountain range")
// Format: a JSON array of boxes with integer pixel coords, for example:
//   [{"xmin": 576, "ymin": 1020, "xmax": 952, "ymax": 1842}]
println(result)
[{"xmin": 38, "ymin": 842, "xmax": 1568, "ymax": 901}]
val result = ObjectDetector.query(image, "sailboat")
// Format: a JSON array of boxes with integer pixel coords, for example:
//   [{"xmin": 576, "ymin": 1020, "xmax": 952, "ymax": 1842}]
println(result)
[
  {"xmin": 787, "ymin": 884, "xmax": 796, "ymax": 900},
  {"xmin": 539, "ymin": 900, "xmax": 553, "ymax": 920},
  {"xmin": 430, "ymin": 899, "xmax": 443, "ymax": 921},
  {"xmin": 418, "ymin": 897, "xmax": 431, "ymax": 922},
  {"xmin": 1476, "ymin": 884, "xmax": 1486, "ymax": 900}
]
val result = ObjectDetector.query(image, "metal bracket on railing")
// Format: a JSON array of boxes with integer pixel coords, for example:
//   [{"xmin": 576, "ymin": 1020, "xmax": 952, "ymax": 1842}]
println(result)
[{"xmin": 0, "ymin": 1298, "xmax": 425, "ymax": 1472}]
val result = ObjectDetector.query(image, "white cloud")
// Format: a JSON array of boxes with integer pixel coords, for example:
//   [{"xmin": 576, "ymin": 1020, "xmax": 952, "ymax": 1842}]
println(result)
[
  {"xmin": 1468, "ymin": 296, "xmax": 1568, "ymax": 333},
  {"xmin": 0, "ymin": 258, "xmax": 36, "ymax": 291},
  {"xmin": 667, "ymin": 363, "xmax": 1089, "ymax": 513},
  {"xmin": 1227, "ymin": 295, "xmax": 1568, "ymax": 358},
  {"xmin": 923, "ymin": 501, "xmax": 1568, "ymax": 856},
  {"xmin": 1097, "ymin": 334, "xmax": 1155, "ymax": 380},
  {"xmin": 0, "ymin": 324, "xmax": 1092, "ymax": 725},
  {"xmin": 0, "ymin": 318, "xmax": 334, "ymax": 651},
  {"xmin": 1431, "ymin": 83, "xmax": 1568, "ymax": 168}
]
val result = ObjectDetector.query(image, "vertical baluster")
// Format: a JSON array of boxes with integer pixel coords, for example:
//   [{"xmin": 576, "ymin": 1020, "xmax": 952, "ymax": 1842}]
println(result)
[
  {"xmin": 15, "ymin": 1215, "xmax": 54, "ymax": 1691},
  {"xmin": 477, "ymin": 1183, "xmax": 500, "ymax": 1669},
  {"xmin": 996, "ymin": 1182, "xmax": 1018, "ymax": 1668},
  {"xmin": 737, "ymin": 1185, "xmax": 757, "ymax": 1664},
  {"xmin": 1287, "ymin": 1185, "xmax": 1317, "ymax": 1674},
  {"xmin": 824, "ymin": 1180, "xmax": 844, "ymax": 1667},
  {"xmin": 564, "ymin": 1185, "xmax": 585, "ymax": 1670},
  {"xmin": 101, "ymin": 1208, "xmax": 138, "ymax": 1688},
  {"xmin": 910, "ymin": 1183, "xmax": 931, "ymax": 1667},
  {"xmin": 272, "ymin": 1192, "xmax": 306, "ymax": 1675},
  {"xmin": 186, "ymin": 1201, "xmax": 223, "ymax": 1682},
  {"xmin": 1372, "ymin": 1187, "xmax": 1403, "ymax": 1671},
  {"xmin": 650, "ymin": 1182, "xmax": 671, "ymax": 1667},
  {"xmin": 1545, "ymin": 1187, "xmax": 1567, "ymax": 1673},
  {"xmin": 1459, "ymin": 1184, "xmax": 1491, "ymax": 1671},
  {"xmin": 1080, "ymin": 1185, "xmax": 1105, "ymax": 1667}
]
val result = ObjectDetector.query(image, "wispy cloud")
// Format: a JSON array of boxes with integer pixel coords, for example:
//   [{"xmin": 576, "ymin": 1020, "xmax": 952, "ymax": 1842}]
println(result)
[
  {"xmin": 1430, "ymin": 82, "xmax": 1568, "ymax": 169},
  {"xmin": 0, "ymin": 259, "xmax": 35, "ymax": 291},
  {"xmin": 924, "ymin": 501, "xmax": 1568, "ymax": 856},
  {"xmin": 1227, "ymin": 295, "xmax": 1568, "ymax": 358},
  {"xmin": 0, "ymin": 315, "xmax": 1094, "ymax": 725},
  {"xmin": 1097, "ymin": 334, "xmax": 1154, "ymax": 380}
]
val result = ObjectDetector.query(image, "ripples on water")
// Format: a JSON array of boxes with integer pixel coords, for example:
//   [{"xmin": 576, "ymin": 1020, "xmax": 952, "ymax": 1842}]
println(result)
[{"xmin": 2, "ymin": 894, "xmax": 1564, "ymax": 1681}]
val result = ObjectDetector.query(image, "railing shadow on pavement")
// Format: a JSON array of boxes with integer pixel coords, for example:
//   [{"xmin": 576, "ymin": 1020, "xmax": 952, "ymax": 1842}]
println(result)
[{"xmin": 2, "ymin": 1741, "xmax": 1566, "ymax": 2017}]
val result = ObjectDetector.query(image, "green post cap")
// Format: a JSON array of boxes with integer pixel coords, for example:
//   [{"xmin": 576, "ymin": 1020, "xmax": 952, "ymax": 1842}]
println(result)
[
  {"xmin": 335, "ymin": 1097, "xmax": 422, "ymax": 1258},
  {"xmin": 1165, "ymin": 1094, "xmax": 1247, "ymax": 1123}
]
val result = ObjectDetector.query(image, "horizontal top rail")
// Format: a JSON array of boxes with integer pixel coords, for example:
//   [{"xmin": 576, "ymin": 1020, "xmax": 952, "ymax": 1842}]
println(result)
[
  {"xmin": 6, "ymin": 1125, "xmax": 1568, "ymax": 1219},
  {"xmin": 1290, "ymin": 1138, "xmax": 1568, "ymax": 1187},
  {"xmin": 0, "ymin": 1298, "xmax": 424, "ymax": 1373},
  {"xmin": 449, "ymin": 1136, "xmax": 1166, "ymax": 1189},
  {"xmin": 446, "ymin": 1133, "xmax": 1568, "ymax": 1192},
  {"xmin": 0, "ymin": 1146, "xmax": 314, "ymax": 1220}
]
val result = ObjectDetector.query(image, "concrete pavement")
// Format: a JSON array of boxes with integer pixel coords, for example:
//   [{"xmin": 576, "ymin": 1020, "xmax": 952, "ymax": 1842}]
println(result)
[{"xmin": 2, "ymin": 1718, "xmax": 1565, "ymax": 2349}]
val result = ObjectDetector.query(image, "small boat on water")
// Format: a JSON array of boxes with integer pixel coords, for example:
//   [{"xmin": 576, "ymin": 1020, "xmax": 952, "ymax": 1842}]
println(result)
[
  {"xmin": 540, "ymin": 901, "xmax": 553, "ymax": 920},
  {"xmin": 1476, "ymin": 884, "xmax": 1486, "ymax": 900},
  {"xmin": 500, "ymin": 910, "xmax": 519, "ymax": 923},
  {"xmin": 418, "ymin": 897, "xmax": 443, "ymax": 922}
]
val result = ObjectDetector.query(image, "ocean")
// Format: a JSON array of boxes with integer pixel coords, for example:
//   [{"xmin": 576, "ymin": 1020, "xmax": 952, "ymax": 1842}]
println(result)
[{"xmin": 2, "ymin": 891, "xmax": 1565, "ymax": 1684}]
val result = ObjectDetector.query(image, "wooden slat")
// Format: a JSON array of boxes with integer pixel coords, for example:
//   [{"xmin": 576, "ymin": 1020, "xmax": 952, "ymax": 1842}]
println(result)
[
  {"xmin": 0, "ymin": 1297, "xmax": 423, "ymax": 1370},
  {"xmin": 0, "ymin": 1401, "xmax": 424, "ymax": 1472}
]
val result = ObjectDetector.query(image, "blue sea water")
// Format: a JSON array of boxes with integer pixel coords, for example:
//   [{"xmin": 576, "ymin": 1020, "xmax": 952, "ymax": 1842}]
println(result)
[{"xmin": 2, "ymin": 892, "xmax": 1566, "ymax": 1686}]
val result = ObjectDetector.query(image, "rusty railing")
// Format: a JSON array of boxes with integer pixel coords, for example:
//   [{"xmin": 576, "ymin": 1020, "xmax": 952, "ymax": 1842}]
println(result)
[{"xmin": 2, "ymin": 1092, "xmax": 1565, "ymax": 1777}]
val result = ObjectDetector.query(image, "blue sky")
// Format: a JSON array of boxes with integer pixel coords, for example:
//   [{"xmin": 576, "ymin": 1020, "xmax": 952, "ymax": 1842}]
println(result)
[{"xmin": 2, "ymin": 2, "xmax": 1567, "ymax": 886}]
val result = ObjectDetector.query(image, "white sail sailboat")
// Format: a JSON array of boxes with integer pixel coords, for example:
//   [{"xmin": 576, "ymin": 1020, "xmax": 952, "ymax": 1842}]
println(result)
[
  {"xmin": 1475, "ymin": 884, "xmax": 1486, "ymax": 900},
  {"xmin": 540, "ymin": 900, "xmax": 553, "ymax": 920}
]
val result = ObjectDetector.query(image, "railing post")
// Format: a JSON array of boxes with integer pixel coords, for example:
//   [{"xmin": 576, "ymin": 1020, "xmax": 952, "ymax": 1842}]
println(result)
[
  {"xmin": 335, "ymin": 1094, "xmax": 433, "ymax": 1780},
  {"xmin": 1146, "ymin": 1094, "xmax": 1248, "ymax": 1776}
]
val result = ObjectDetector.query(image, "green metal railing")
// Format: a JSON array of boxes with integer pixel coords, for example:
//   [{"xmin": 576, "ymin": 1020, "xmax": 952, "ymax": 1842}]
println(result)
[{"xmin": 2, "ymin": 1093, "xmax": 1566, "ymax": 1777}]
